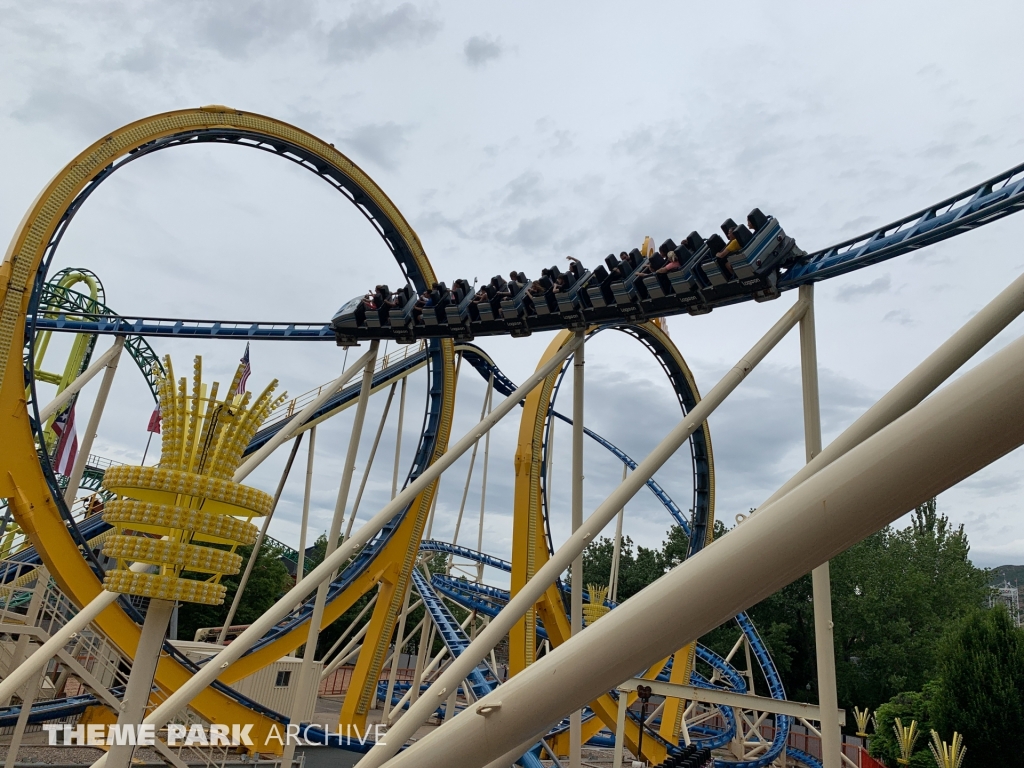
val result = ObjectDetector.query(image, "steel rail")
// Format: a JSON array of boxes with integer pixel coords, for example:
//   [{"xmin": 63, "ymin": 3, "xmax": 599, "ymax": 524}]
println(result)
[
  {"xmin": 1, "ymin": 108, "xmax": 453, "ymax": 753},
  {"xmin": 30, "ymin": 160, "xmax": 1024, "ymax": 344}
]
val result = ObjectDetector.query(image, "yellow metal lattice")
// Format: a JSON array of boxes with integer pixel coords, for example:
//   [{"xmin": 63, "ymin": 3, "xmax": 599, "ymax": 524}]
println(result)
[{"xmin": 100, "ymin": 355, "xmax": 285, "ymax": 605}]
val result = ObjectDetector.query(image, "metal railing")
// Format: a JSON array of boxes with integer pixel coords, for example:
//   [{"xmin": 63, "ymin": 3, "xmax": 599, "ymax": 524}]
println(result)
[
  {"xmin": 0, "ymin": 562, "xmax": 268, "ymax": 768},
  {"xmin": 261, "ymin": 341, "xmax": 427, "ymax": 430}
]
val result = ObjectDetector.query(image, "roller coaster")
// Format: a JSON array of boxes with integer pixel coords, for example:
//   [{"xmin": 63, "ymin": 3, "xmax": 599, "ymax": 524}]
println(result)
[{"xmin": 1, "ymin": 107, "xmax": 1024, "ymax": 768}]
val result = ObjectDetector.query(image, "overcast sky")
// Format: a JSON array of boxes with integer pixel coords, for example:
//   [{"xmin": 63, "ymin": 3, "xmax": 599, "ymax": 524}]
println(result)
[{"xmin": 4, "ymin": 2, "xmax": 1024, "ymax": 575}]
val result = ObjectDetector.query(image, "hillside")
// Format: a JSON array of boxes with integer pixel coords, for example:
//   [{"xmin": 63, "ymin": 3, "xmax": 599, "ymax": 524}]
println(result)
[{"xmin": 990, "ymin": 564, "xmax": 1024, "ymax": 586}]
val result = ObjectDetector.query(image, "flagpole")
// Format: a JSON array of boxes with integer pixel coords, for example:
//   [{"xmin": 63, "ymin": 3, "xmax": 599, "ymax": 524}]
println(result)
[{"xmin": 141, "ymin": 431, "xmax": 154, "ymax": 466}]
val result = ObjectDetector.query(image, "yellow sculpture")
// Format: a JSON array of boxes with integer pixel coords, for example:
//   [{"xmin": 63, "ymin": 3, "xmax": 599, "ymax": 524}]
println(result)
[
  {"xmin": 893, "ymin": 718, "xmax": 921, "ymax": 766},
  {"xmin": 100, "ymin": 355, "xmax": 285, "ymax": 604},
  {"xmin": 583, "ymin": 583, "xmax": 610, "ymax": 625},
  {"xmin": 928, "ymin": 730, "xmax": 966, "ymax": 768},
  {"xmin": 853, "ymin": 706, "xmax": 872, "ymax": 738}
]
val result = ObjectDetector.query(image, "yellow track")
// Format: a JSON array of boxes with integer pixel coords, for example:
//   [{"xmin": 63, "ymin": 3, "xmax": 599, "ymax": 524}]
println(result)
[
  {"xmin": 509, "ymin": 325, "xmax": 714, "ymax": 762},
  {"xmin": 0, "ymin": 107, "xmax": 455, "ymax": 749},
  {"xmin": 0, "ymin": 107, "xmax": 711, "ymax": 758}
]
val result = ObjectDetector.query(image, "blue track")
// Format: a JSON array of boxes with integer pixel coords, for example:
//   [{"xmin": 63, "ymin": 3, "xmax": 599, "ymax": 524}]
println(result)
[
  {"xmin": 30, "ymin": 162, "xmax": 1024, "ymax": 345},
  {"xmin": 408, "ymin": 568, "xmax": 500, "ymax": 702},
  {"xmin": 18, "ymin": 138, "xmax": 1001, "ymax": 768}
]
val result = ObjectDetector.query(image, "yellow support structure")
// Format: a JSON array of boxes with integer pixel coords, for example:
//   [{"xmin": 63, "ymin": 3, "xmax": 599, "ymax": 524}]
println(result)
[
  {"xmin": 0, "ymin": 107, "xmax": 444, "ymax": 752},
  {"xmin": 509, "ymin": 321, "xmax": 713, "ymax": 763},
  {"xmin": 338, "ymin": 340, "xmax": 455, "ymax": 731},
  {"xmin": 659, "ymin": 643, "xmax": 697, "ymax": 743}
]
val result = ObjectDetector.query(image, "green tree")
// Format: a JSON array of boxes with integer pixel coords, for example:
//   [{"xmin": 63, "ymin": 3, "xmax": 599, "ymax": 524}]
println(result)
[
  {"xmin": 581, "ymin": 525, "xmax": 691, "ymax": 603},
  {"xmin": 869, "ymin": 683, "xmax": 938, "ymax": 768},
  {"xmin": 306, "ymin": 533, "xmax": 379, "ymax": 658},
  {"xmin": 830, "ymin": 500, "xmax": 990, "ymax": 712},
  {"xmin": 176, "ymin": 541, "xmax": 291, "ymax": 643},
  {"xmin": 698, "ymin": 573, "xmax": 817, "ymax": 702},
  {"xmin": 930, "ymin": 606, "xmax": 1024, "ymax": 766}
]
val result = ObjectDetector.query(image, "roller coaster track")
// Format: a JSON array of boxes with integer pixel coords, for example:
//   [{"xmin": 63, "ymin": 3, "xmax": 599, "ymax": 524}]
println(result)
[
  {"xmin": 29, "ymin": 161, "xmax": 1024, "ymax": 345},
  {"xmin": 33, "ymin": 282, "xmax": 164, "ymax": 399},
  {"xmin": 407, "ymin": 568, "xmax": 501, "ymax": 704},
  {"xmin": 4, "ymin": 108, "xmax": 1020, "ymax": 768},
  {"xmin": 0, "ymin": 108, "xmax": 457, "ymax": 751},
  {"xmin": 4, "ymin": 310, "xmax": 816, "ymax": 767}
]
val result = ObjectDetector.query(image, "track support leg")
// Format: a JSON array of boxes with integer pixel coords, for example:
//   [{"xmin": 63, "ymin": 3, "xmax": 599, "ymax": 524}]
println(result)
[
  {"xmin": 800, "ymin": 284, "xmax": 841, "ymax": 768},
  {"xmin": 62, "ymin": 335, "xmax": 124, "ymax": 507},
  {"xmin": 570, "ymin": 330, "xmax": 585, "ymax": 768},
  {"xmin": 106, "ymin": 598, "xmax": 175, "ymax": 768},
  {"xmin": 282, "ymin": 341, "xmax": 379, "ymax": 768}
]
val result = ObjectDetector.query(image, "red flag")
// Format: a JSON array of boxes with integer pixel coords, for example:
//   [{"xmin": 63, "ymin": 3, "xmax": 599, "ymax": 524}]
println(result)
[
  {"xmin": 147, "ymin": 407, "xmax": 162, "ymax": 434},
  {"xmin": 236, "ymin": 343, "xmax": 251, "ymax": 395},
  {"xmin": 52, "ymin": 407, "xmax": 78, "ymax": 476}
]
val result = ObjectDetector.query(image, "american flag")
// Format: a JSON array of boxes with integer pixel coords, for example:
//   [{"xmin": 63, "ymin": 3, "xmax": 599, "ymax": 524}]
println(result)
[
  {"xmin": 236, "ymin": 343, "xmax": 251, "ymax": 395},
  {"xmin": 52, "ymin": 406, "xmax": 78, "ymax": 476}
]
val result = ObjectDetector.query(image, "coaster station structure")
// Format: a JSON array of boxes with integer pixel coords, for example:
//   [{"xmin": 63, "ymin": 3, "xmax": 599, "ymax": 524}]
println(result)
[{"xmin": 1, "ymin": 108, "xmax": 1024, "ymax": 768}]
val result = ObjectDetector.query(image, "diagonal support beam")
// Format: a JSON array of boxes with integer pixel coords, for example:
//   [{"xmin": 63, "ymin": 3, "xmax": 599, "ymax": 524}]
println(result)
[
  {"xmin": 359, "ymin": 295, "xmax": 810, "ymax": 767},
  {"xmin": 379, "ymin": 310, "xmax": 1024, "ymax": 768},
  {"xmin": 84, "ymin": 332, "xmax": 584, "ymax": 768}
]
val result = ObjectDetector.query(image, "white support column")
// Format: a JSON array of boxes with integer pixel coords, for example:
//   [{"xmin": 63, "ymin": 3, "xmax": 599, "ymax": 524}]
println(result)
[
  {"xmin": 38, "ymin": 338, "xmax": 124, "ymax": 423},
  {"xmin": 423, "ymin": 485, "xmax": 441, "ymax": 541},
  {"xmin": 282, "ymin": 341, "xmax": 379, "ymax": 768},
  {"xmin": 3, "ymin": 570, "xmax": 48, "ymax": 768},
  {"xmin": 297, "ymin": 426, "xmax": 317, "ymax": 584},
  {"xmin": 477, "ymin": 374, "xmax": 494, "ymax": 583},
  {"xmin": 84, "ymin": 334, "xmax": 585, "ymax": 768},
  {"xmin": 450, "ymin": 379, "xmax": 492, "ymax": 563},
  {"xmin": 345, "ymin": 382, "xmax": 398, "ymax": 541},
  {"xmin": 106, "ymin": 598, "xmax": 175, "ymax": 768},
  {"xmin": 1, "ymin": 569, "xmax": 47, "ymax": 707},
  {"xmin": 613, "ymin": 685, "xmax": 629, "ymax": 768},
  {"xmin": 63, "ymin": 335, "xmax": 124, "ymax": 507},
  {"xmin": 218, "ymin": 433, "xmax": 303, "ymax": 644},
  {"xmin": 407, "ymin": 618, "xmax": 434, "ymax": 708},
  {"xmin": 319, "ymin": 592, "xmax": 379, "ymax": 673},
  {"xmin": 4, "ymin": 665, "xmax": 41, "ymax": 768},
  {"xmin": 799, "ymin": 284, "xmax": 841, "ymax": 768},
  {"xmin": 381, "ymin": 581, "xmax": 413, "ymax": 721},
  {"xmin": 569, "ymin": 330, "xmax": 585, "ymax": 768},
  {"xmin": 321, "ymin": 601, "xmax": 392, "ymax": 680},
  {"xmin": 360, "ymin": 297, "xmax": 810, "ymax": 768},
  {"xmin": 608, "ymin": 464, "xmax": 627, "ymax": 603},
  {"xmin": 392, "ymin": 376, "xmax": 407, "ymax": 499}
]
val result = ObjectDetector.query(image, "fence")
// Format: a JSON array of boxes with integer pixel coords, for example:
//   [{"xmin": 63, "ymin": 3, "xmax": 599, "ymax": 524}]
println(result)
[
  {"xmin": 319, "ymin": 666, "xmax": 417, "ymax": 697},
  {"xmin": 262, "ymin": 341, "xmax": 427, "ymax": 430}
]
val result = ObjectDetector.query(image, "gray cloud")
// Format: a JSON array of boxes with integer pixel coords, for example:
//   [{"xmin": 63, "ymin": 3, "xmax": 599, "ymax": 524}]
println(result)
[
  {"xmin": 501, "ymin": 216, "xmax": 558, "ymax": 249},
  {"xmin": 882, "ymin": 309, "xmax": 914, "ymax": 326},
  {"xmin": 11, "ymin": 75, "xmax": 135, "ymax": 138},
  {"xmin": 343, "ymin": 122, "xmax": 413, "ymax": 171},
  {"xmin": 835, "ymin": 274, "xmax": 891, "ymax": 303},
  {"xmin": 327, "ymin": 3, "xmax": 441, "ymax": 63},
  {"xmin": 550, "ymin": 130, "xmax": 574, "ymax": 156},
  {"xmin": 948, "ymin": 160, "xmax": 982, "ymax": 177},
  {"xmin": 701, "ymin": 363, "xmax": 874, "ymax": 509},
  {"xmin": 502, "ymin": 172, "xmax": 547, "ymax": 207},
  {"xmin": 101, "ymin": 42, "xmax": 169, "ymax": 74},
  {"xmin": 464, "ymin": 35, "xmax": 503, "ymax": 68},
  {"xmin": 956, "ymin": 471, "xmax": 1023, "ymax": 499},
  {"xmin": 195, "ymin": 0, "xmax": 317, "ymax": 59},
  {"xmin": 841, "ymin": 215, "xmax": 875, "ymax": 232}
]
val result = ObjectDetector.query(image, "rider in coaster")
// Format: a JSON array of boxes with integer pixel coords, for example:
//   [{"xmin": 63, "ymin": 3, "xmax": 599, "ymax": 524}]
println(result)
[
  {"xmin": 412, "ymin": 283, "xmax": 439, "ymax": 323},
  {"xmin": 714, "ymin": 224, "xmax": 741, "ymax": 277}
]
